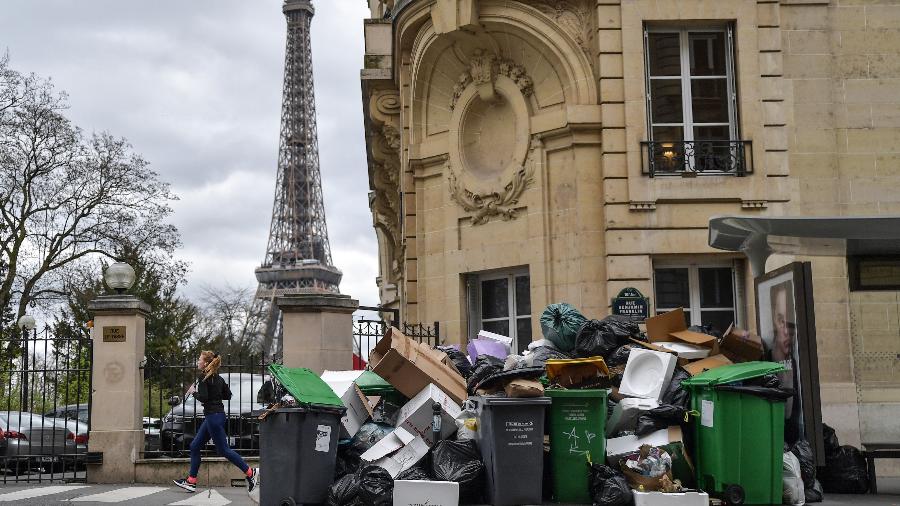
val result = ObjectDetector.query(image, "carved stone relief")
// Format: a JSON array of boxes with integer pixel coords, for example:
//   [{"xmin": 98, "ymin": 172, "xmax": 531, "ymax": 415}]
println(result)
[
  {"xmin": 450, "ymin": 49, "xmax": 534, "ymax": 111},
  {"xmin": 367, "ymin": 88, "xmax": 404, "ymax": 283},
  {"xmin": 532, "ymin": 0, "xmax": 595, "ymax": 56},
  {"xmin": 448, "ymin": 142, "xmax": 538, "ymax": 226}
]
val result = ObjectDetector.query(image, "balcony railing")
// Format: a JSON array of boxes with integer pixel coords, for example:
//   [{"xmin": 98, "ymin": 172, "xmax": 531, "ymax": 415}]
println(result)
[{"xmin": 641, "ymin": 140, "xmax": 753, "ymax": 177}]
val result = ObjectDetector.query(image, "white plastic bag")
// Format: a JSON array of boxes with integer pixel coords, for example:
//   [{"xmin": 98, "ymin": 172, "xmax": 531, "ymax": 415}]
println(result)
[
  {"xmin": 455, "ymin": 400, "xmax": 478, "ymax": 440},
  {"xmin": 783, "ymin": 451, "xmax": 805, "ymax": 505}
]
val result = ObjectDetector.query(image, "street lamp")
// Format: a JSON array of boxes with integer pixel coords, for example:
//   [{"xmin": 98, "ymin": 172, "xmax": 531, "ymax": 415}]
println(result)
[
  {"xmin": 104, "ymin": 262, "xmax": 136, "ymax": 294},
  {"xmin": 17, "ymin": 314, "xmax": 36, "ymax": 410}
]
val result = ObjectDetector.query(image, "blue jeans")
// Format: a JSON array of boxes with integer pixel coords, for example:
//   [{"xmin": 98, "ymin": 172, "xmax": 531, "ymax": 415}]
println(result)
[{"xmin": 189, "ymin": 412, "xmax": 249, "ymax": 478}]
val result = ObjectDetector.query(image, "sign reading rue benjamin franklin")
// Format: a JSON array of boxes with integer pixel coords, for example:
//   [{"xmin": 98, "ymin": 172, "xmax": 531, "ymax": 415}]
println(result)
[
  {"xmin": 102, "ymin": 326, "xmax": 126, "ymax": 342},
  {"xmin": 611, "ymin": 287, "xmax": 650, "ymax": 320}
]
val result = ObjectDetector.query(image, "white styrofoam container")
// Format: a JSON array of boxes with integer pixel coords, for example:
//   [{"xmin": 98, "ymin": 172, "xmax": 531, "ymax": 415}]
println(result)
[
  {"xmin": 393, "ymin": 480, "xmax": 460, "ymax": 506},
  {"xmin": 633, "ymin": 490, "xmax": 709, "ymax": 506},
  {"xmin": 618, "ymin": 348, "xmax": 677, "ymax": 401},
  {"xmin": 654, "ymin": 341, "xmax": 711, "ymax": 360},
  {"xmin": 606, "ymin": 397, "xmax": 660, "ymax": 436}
]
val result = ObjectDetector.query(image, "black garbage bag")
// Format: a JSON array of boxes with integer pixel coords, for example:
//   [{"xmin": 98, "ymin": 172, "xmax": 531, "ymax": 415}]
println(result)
[
  {"xmin": 634, "ymin": 404, "xmax": 686, "ymax": 437},
  {"xmin": 606, "ymin": 345, "xmax": 633, "ymax": 367},
  {"xmin": 790, "ymin": 440, "xmax": 816, "ymax": 489},
  {"xmin": 589, "ymin": 464, "xmax": 633, "ymax": 506},
  {"xmin": 328, "ymin": 473, "xmax": 360, "ymax": 506},
  {"xmin": 334, "ymin": 445, "xmax": 358, "ymax": 479},
  {"xmin": 539, "ymin": 303, "xmax": 587, "ymax": 353},
  {"xmin": 806, "ymin": 479, "xmax": 824, "ymax": 503},
  {"xmin": 357, "ymin": 465, "xmax": 394, "ymax": 506},
  {"xmin": 396, "ymin": 466, "xmax": 431, "ymax": 481},
  {"xmin": 660, "ymin": 367, "xmax": 691, "ymax": 409},
  {"xmin": 821, "ymin": 445, "xmax": 869, "ymax": 494},
  {"xmin": 467, "ymin": 355, "xmax": 504, "ymax": 394},
  {"xmin": 528, "ymin": 345, "xmax": 572, "ymax": 367},
  {"xmin": 437, "ymin": 345, "xmax": 473, "ymax": 379},
  {"xmin": 347, "ymin": 423, "xmax": 393, "ymax": 460},
  {"xmin": 747, "ymin": 373, "xmax": 781, "ymax": 388},
  {"xmin": 603, "ymin": 315, "xmax": 641, "ymax": 340},
  {"xmin": 430, "ymin": 439, "xmax": 485, "ymax": 504},
  {"xmin": 822, "ymin": 423, "xmax": 840, "ymax": 456},
  {"xmin": 574, "ymin": 319, "xmax": 621, "ymax": 358}
]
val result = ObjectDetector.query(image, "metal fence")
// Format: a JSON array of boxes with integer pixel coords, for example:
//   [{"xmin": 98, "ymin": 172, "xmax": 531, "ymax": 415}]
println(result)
[
  {"xmin": 141, "ymin": 352, "xmax": 272, "ymax": 459},
  {"xmin": 353, "ymin": 306, "xmax": 440, "ymax": 370},
  {"xmin": 0, "ymin": 326, "xmax": 92, "ymax": 483}
]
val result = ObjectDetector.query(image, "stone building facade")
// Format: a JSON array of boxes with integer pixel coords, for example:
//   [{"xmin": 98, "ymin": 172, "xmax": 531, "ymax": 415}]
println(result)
[{"xmin": 360, "ymin": 0, "xmax": 900, "ymax": 452}]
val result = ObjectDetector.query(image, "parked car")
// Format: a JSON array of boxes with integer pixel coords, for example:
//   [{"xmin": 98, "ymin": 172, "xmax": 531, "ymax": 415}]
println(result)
[
  {"xmin": 43, "ymin": 404, "xmax": 89, "ymax": 424},
  {"xmin": 143, "ymin": 417, "xmax": 161, "ymax": 453},
  {"xmin": 160, "ymin": 373, "xmax": 269, "ymax": 456},
  {"xmin": 0, "ymin": 411, "xmax": 75, "ymax": 473}
]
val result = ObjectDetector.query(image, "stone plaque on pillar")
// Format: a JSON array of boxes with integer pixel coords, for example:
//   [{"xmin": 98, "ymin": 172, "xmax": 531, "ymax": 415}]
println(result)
[{"xmin": 278, "ymin": 293, "xmax": 359, "ymax": 374}]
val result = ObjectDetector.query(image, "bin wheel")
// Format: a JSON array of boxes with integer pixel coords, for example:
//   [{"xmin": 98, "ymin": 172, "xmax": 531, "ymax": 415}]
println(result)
[
  {"xmin": 279, "ymin": 499, "xmax": 296, "ymax": 506},
  {"xmin": 724, "ymin": 484, "xmax": 745, "ymax": 505}
]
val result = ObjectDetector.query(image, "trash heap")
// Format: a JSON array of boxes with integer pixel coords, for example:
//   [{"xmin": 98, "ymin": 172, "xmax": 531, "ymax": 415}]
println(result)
[{"xmin": 256, "ymin": 303, "xmax": 839, "ymax": 506}]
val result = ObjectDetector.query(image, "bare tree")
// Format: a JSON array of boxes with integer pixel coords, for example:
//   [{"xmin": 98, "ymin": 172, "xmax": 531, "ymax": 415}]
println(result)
[
  {"xmin": 0, "ymin": 55, "xmax": 179, "ymax": 318},
  {"xmin": 193, "ymin": 285, "xmax": 266, "ymax": 357}
]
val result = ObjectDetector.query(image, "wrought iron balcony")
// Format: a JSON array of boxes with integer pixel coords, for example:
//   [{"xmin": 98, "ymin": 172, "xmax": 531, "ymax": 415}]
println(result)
[{"xmin": 640, "ymin": 140, "xmax": 753, "ymax": 177}]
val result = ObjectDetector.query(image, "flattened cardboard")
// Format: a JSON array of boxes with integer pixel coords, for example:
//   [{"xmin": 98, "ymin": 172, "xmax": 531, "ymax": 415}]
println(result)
[
  {"xmin": 720, "ymin": 324, "xmax": 765, "ymax": 363},
  {"xmin": 504, "ymin": 378, "xmax": 544, "ymax": 398},
  {"xmin": 682, "ymin": 354, "xmax": 733, "ymax": 376},
  {"xmin": 363, "ymin": 428, "xmax": 430, "ymax": 478},
  {"xmin": 370, "ymin": 327, "xmax": 467, "ymax": 404},
  {"xmin": 645, "ymin": 308, "xmax": 719, "ymax": 354}
]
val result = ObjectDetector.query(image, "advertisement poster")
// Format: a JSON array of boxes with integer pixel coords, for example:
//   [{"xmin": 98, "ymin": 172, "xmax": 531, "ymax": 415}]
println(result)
[{"xmin": 755, "ymin": 262, "xmax": 825, "ymax": 465}]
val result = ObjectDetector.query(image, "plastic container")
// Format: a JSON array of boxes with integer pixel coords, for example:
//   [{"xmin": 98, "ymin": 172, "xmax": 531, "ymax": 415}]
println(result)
[
  {"xmin": 259, "ymin": 405, "xmax": 346, "ymax": 506},
  {"xmin": 546, "ymin": 389, "xmax": 607, "ymax": 504},
  {"xmin": 619, "ymin": 348, "xmax": 677, "ymax": 401},
  {"xmin": 472, "ymin": 395, "xmax": 551, "ymax": 506},
  {"xmin": 682, "ymin": 362, "xmax": 788, "ymax": 505}
]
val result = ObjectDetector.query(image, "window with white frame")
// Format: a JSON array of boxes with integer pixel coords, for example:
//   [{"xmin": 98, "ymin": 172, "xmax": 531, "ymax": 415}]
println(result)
[
  {"xmin": 466, "ymin": 269, "xmax": 532, "ymax": 354},
  {"xmin": 643, "ymin": 25, "xmax": 747, "ymax": 175},
  {"xmin": 653, "ymin": 261, "xmax": 743, "ymax": 336}
]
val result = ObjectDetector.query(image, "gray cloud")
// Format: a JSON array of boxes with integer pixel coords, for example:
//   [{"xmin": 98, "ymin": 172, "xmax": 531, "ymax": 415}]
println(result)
[{"xmin": 1, "ymin": 0, "xmax": 381, "ymax": 306}]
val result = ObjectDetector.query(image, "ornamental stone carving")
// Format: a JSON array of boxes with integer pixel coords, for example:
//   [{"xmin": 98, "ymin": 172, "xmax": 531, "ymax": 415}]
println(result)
[
  {"xmin": 450, "ymin": 50, "xmax": 534, "ymax": 111},
  {"xmin": 532, "ymin": 0, "xmax": 595, "ymax": 56},
  {"xmin": 448, "ymin": 143, "xmax": 537, "ymax": 226}
]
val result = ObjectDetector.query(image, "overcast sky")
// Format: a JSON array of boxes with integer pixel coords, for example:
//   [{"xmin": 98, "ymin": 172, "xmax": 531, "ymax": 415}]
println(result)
[{"xmin": 0, "ymin": 0, "xmax": 381, "ymax": 306}]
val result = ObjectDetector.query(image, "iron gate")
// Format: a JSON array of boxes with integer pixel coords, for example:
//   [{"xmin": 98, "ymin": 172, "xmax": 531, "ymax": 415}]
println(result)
[
  {"xmin": 353, "ymin": 306, "xmax": 440, "ymax": 370},
  {"xmin": 0, "ymin": 326, "xmax": 92, "ymax": 483}
]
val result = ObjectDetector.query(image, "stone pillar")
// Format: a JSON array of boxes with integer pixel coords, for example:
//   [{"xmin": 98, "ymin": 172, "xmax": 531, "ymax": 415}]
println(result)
[
  {"xmin": 278, "ymin": 293, "xmax": 359, "ymax": 373},
  {"xmin": 87, "ymin": 295, "xmax": 150, "ymax": 484}
]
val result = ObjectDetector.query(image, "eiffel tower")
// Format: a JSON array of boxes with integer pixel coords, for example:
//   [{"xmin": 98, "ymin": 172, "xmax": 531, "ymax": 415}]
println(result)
[{"xmin": 255, "ymin": 0, "xmax": 342, "ymax": 357}]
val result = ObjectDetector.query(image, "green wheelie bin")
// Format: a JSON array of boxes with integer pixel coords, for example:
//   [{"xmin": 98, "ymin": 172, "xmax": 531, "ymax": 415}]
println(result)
[
  {"xmin": 682, "ymin": 362, "xmax": 791, "ymax": 506},
  {"xmin": 546, "ymin": 389, "xmax": 608, "ymax": 504}
]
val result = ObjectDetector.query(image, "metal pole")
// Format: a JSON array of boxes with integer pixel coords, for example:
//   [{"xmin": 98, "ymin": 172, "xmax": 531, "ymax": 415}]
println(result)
[{"xmin": 20, "ymin": 328, "xmax": 30, "ymax": 410}]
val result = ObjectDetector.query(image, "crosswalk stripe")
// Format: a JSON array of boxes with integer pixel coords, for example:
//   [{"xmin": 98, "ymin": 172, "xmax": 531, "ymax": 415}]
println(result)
[
  {"xmin": 71, "ymin": 486, "xmax": 167, "ymax": 503},
  {"xmin": 0, "ymin": 485, "xmax": 89, "ymax": 502},
  {"xmin": 168, "ymin": 490, "xmax": 231, "ymax": 506}
]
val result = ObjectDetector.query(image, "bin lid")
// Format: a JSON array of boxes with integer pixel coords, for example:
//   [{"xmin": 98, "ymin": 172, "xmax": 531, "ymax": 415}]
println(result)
[
  {"xmin": 681, "ymin": 361, "xmax": 786, "ymax": 387},
  {"xmin": 545, "ymin": 388, "xmax": 609, "ymax": 398},
  {"xmin": 354, "ymin": 370, "xmax": 396, "ymax": 394},
  {"xmin": 268, "ymin": 364, "xmax": 345, "ymax": 408},
  {"xmin": 477, "ymin": 395, "xmax": 551, "ymax": 405}
]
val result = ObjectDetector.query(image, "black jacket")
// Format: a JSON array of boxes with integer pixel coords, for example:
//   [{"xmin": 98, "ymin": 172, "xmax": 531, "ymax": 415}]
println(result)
[{"xmin": 194, "ymin": 374, "xmax": 232, "ymax": 415}]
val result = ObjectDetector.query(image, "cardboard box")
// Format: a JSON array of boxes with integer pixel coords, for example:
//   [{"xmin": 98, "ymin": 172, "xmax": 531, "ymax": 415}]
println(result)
[
  {"xmin": 645, "ymin": 309, "xmax": 719, "ymax": 355},
  {"xmin": 394, "ymin": 480, "xmax": 460, "ymax": 506},
  {"xmin": 361, "ymin": 428, "xmax": 430, "ymax": 478},
  {"xmin": 320, "ymin": 370, "xmax": 373, "ymax": 438},
  {"xmin": 682, "ymin": 354, "xmax": 733, "ymax": 376},
  {"xmin": 606, "ymin": 426, "xmax": 683, "ymax": 462},
  {"xmin": 370, "ymin": 327, "xmax": 467, "ymax": 404},
  {"xmin": 621, "ymin": 466, "xmax": 672, "ymax": 492},
  {"xmin": 720, "ymin": 324, "xmax": 765, "ymax": 363},
  {"xmin": 632, "ymin": 490, "xmax": 709, "ymax": 506},
  {"xmin": 504, "ymin": 378, "xmax": 544, "ymax": 398},
  {"xmin": 393, "ymin": 384, "xmax": 461, "ymax": 447}
]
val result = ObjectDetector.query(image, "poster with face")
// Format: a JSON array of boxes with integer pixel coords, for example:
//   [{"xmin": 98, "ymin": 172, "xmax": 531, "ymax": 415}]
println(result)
[{"xmin": 757, "ymin": 271, "xmax": 804, "ymax": 442}]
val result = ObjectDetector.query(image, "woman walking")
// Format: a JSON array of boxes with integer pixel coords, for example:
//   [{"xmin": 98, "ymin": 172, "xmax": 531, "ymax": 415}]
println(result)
[{"xmin": 174, "ymin": 351, "xmax": 258, "ymax": 494}]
